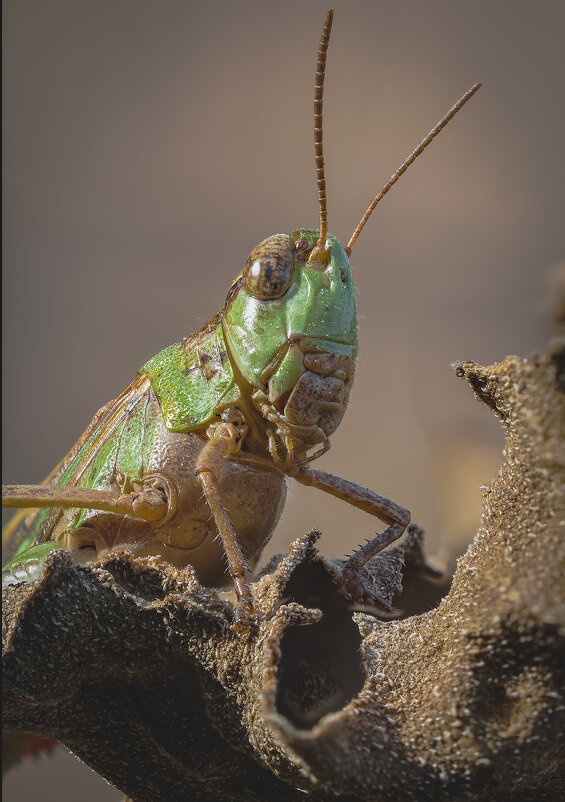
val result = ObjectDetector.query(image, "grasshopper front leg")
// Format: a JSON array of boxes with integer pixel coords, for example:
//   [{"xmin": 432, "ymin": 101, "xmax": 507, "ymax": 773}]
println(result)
[
  {"xmin": 195, "ymin": 410, "xmax": 255, "ymax": 632},
  {"xmin": 293, "ymin": 466, "xmax": 410, "ymax": 610}
]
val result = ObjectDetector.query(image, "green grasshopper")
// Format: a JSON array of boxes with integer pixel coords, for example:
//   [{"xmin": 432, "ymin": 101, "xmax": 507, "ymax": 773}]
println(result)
[{"xmin": 2, "ymin": 10, "xmax": 480, "ymax": 631}]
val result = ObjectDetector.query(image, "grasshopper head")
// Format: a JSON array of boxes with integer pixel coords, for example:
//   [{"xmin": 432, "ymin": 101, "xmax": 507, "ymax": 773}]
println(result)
[
  {"xmin": 222, "ymin": 11, "xmax": 479, "ymax": 455},
  {"xmin": 222, "ymin": 230, "xmax": 357, "ymax": 445}
]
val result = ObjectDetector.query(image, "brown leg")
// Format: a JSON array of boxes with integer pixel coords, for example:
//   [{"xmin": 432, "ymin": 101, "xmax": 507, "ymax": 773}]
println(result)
[
  {"xmin": 195, "ymin": 417, "xmax": 255, "ymax": 632},
  {"xmin": 293, "ymin": 466, "xmax": 410, "ymax": 606},
  {"xmin": 2, "ymin": 480, "xmax": 171, "ymax": 525}
]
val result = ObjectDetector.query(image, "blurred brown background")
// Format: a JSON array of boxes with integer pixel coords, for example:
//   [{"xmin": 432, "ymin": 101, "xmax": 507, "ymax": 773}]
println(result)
[{"xmin": 3, "ymin": 0, "xmax": 563, "ymax": 798}]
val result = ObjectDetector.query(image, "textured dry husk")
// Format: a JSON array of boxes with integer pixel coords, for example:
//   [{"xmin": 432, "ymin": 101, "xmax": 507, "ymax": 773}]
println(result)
[{"xmin": 3, "ymin": 342, "xmax": 565, "ymax": 801}]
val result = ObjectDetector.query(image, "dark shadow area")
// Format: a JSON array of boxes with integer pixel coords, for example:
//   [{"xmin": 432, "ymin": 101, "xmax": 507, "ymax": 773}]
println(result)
[
  {"xmin": 275, "ymin": 561, "xmax": 364, "ymax": 729},
  {"xmin": 550, "ymin": 342, "xmax": 565, "ymax": 391},
  {"xmin": 462, "ymin": 619, "xmax": 565, "ymax": 798},
  {"xmin": 392, "ymin": 556, "xmax": 452, "ymax": 619}
]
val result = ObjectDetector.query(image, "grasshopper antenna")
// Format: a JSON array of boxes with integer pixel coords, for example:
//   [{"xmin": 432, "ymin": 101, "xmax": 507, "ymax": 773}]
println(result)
[
  {"xmin": 345, "ymin": 81, "xmax": 482, "ymax": 255},
  {"xmin": 309, "ymin": 9, "xmax": 334, "ymax": 264}
]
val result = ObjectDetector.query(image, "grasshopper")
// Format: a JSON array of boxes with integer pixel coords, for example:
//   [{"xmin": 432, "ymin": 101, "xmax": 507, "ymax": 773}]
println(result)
[{"xmin": 2, "ymin": 10, "xmax": 480, "ymax": 631}]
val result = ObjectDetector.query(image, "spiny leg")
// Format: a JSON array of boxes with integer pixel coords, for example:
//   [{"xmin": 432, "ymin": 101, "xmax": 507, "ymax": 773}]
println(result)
[
  {"xmin": 195, "ymin": 413, "xmax": 255, "ymax": 632},
  {"xmin": 293, "ymin": 466, "xmax": 410, "ymax": 609}
]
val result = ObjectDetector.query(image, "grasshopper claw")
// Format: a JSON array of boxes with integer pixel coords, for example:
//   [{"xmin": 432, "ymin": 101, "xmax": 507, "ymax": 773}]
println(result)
[
  {"xmin": 232, "ymin": 597, "xmax": 258, "ymax": 634},
  {"xmin": 233, "ymin": 617, "xmax": 257, "ymax": 636}
]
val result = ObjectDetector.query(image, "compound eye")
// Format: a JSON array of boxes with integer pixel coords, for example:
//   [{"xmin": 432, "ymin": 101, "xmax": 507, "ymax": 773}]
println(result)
[{"xmin": 242, "ymin": 235, "xmax": 294, "ymax": 299}]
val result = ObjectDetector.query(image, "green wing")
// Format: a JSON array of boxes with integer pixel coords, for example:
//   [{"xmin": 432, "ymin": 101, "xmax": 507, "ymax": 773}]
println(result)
[
  {"xmin": 141, "ymin": 314, "xmax": 239, "ymax": 432},
  {"xmin": 2, "ymin": 376, "xmax": 152, "ymax": 562}
]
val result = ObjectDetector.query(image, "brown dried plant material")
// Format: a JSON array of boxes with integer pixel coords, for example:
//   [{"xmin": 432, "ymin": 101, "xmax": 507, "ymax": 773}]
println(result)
[{"xmin": 2, "ymin": 342, "xmax": 564, "ymax": 801}]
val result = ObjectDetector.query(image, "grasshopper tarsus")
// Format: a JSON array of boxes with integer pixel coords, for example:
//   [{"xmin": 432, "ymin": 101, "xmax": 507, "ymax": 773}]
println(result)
[{"xmin": 232, "ymin": 599, "xmax": 259, "ymax": 636}]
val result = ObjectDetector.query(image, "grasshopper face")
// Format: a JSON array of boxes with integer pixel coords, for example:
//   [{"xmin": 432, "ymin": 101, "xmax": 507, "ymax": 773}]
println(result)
[{"xmin": 222, "ymin": 229, "xmax": 357, "ymax": 445}]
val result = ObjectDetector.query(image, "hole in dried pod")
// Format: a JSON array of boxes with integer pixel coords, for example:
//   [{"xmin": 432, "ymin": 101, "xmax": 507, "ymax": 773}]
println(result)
[{"xmin": 275, "ymin": 561, "xmax": 364, "ymax": 729}]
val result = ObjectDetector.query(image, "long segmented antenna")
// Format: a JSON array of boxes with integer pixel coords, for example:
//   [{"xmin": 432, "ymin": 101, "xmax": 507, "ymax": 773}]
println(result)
[
  {"xmin": 311, "ymin": 9, "xmax": 334, "ymax": 260},
  {"xmin": 346, "ymin": 81, "xmax": 482, "ymax": 255}
]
